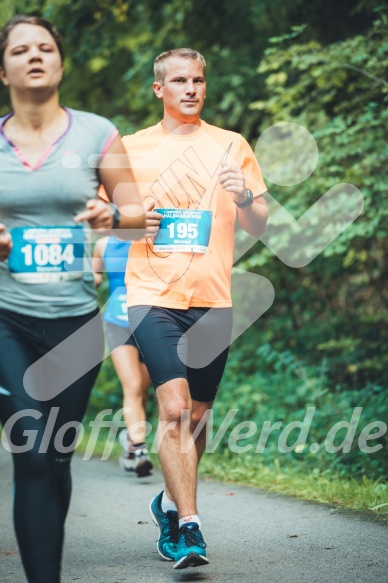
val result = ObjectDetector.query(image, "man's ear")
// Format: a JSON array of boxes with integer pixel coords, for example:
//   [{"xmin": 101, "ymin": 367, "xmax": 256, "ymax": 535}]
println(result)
[
  {"xmin": 0, "ymin": 67, "xmax": 10, "ymax": 87},
  {"xmin": 152, "ymin": 81, "xmax": 163, "ymax": 99}
]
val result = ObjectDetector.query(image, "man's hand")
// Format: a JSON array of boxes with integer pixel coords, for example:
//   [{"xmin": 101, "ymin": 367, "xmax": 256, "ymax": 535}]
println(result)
[
  {"xmin": 218, "ymin": 161, "xmax": 247, "ymax": 204},
  {"xmin": 144, "ymin": 199, "xmax": 163, "ymax": 239},
  {"xmin": 74, "ymin": 199, "xmax": 115, "ymax": 231},
  {"xmin": 0, "ymin": 224, "xmax": 12, "ymax": 261}
]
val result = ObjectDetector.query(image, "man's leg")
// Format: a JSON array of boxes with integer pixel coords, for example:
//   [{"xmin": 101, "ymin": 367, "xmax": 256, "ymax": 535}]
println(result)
[
  {"xmin": 157, "ymin": 396, "xmax": 213, "ymax": 506},
  {"xmin": 128, "ymin": 306, "xmax": 229, "ymax": 567},
  {"xmin": 156, "ymin": 380, "xmax": 210, "ymax": 569},
  {"xmin": 190, "ymin": 399, "xmax": 214, "ymax": 463},
  {"xmin": 156, "ymin": 378, "xmax": 198, "ymax": 517}
]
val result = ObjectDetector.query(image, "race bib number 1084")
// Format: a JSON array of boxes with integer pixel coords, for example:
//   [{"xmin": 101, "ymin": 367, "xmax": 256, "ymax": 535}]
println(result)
[{"xmin": 8, "ymin": 226, "xmax": 85, "ymax": 283}]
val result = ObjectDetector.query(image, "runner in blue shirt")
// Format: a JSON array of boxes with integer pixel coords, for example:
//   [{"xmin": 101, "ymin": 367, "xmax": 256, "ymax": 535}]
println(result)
[{"xmin": 93, "ymin": 235, "xmax": 153, "ymax": 477}]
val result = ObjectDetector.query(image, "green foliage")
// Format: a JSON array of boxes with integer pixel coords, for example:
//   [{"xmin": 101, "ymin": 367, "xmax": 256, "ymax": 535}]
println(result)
[
  {"xmin": 209, "ymin": 339, "xmax": 388, "ymax": 478},
  {"xmin": 1, "ymin": 0, "xmax": 378, "ymax": 129},
  {"xmin": 0, "ymin": 0, "xmax": 386, "ymax": 483},
  {"xmin": 238, "ymin": 15, "xmax": 388, "ymax": 401}
]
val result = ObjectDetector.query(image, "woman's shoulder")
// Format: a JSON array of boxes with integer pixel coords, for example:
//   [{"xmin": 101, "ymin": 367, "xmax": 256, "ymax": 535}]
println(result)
[
  {"xmin": 66, "ymin": 107, "xmax": 117, "ymax": 132},
  {"xmin": 64, "ymin": 108, "xmax": 118, "ymax": 149}
]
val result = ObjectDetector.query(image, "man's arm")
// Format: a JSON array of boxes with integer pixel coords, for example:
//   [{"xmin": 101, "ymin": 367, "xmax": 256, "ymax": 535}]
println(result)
[
  {"xmin": 236, "ymin": 195, "xmax": 268, "ymax": 238},
  {"xmin": 218, "ymin": 162, "xmax": 269, "ymax": 238}
]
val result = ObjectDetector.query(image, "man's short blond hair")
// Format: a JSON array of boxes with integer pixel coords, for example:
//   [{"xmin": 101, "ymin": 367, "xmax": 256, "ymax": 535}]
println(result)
[{"xmin": 154, "ymin": 48, "xmax": 206, "ymax": 84}]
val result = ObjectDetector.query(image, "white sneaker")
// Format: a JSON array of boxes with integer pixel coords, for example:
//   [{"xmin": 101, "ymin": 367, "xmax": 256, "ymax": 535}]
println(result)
[
  {"xmin": 133, "ymin": 447, "xmax": 153, "ymax": 478},
  {"xmin": 118, "ymin": 430, "xmax": 135, "ymax": 472},
  {"xmin": 118, "ymin": 430, "xmax": 153, "ymax": 476}
]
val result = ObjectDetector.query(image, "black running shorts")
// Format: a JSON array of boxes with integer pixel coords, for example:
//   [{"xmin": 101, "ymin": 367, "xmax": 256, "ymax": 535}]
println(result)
[{"xmin": 128, "ymin": 306, "xmax": 233, "ymax": 402}]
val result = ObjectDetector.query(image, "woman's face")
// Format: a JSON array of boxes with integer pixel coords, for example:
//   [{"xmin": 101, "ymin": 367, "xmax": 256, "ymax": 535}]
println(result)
[{"xmin": 0, "ymin": 23, "xmax": 63, "ymax": 93}]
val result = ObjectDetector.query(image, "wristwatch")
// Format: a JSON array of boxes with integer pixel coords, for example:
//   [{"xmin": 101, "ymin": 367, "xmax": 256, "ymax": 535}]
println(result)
[
  {"xmin": 109, "ymin": 204, "xmax": 121, "ymax": 228},
  {"xmin": 235, "ymin": 189, "xmax": 254, "ymax": 208}
]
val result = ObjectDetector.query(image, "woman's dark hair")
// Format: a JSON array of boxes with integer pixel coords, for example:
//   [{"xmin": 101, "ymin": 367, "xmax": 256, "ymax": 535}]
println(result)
[{"xmin": 0, "ymin": 15, "xmax": 65, "ymax": 67}]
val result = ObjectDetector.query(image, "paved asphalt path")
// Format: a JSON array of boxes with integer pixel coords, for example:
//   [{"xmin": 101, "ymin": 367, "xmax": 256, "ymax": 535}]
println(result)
[{"xmin": 0, "ymin": 443, "xmax": 387, "ymax": 583}]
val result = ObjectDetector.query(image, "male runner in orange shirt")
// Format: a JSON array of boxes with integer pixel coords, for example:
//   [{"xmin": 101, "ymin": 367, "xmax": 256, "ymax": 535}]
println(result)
[{"xmin": 122, "ymin": 48, "xmax": 268, "ymax": 570}]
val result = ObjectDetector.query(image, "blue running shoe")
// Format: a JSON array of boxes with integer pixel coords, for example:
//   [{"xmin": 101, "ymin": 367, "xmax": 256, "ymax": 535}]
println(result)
[
  {"xmin": 149, "ymin": 492, "xmax": 179, "ymax": 561},
  {"xmin": 173, "ymin": 522, "xmax": 209, "ymax": 570}
]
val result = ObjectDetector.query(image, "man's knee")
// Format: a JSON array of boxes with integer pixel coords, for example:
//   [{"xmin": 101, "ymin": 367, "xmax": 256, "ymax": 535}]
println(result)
[
  {"xmin": 156, "ymin": 378, "xmax": 191, "ymax": 423},
  {"xmin": 159, "ymin": 399, "xmax": 192, "ymax": 424}
]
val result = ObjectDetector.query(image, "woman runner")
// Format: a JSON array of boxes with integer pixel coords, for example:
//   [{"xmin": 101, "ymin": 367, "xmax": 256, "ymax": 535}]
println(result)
[{"xmin": 0, "ymin": 15, "xmax": 144, "ymax": 583}]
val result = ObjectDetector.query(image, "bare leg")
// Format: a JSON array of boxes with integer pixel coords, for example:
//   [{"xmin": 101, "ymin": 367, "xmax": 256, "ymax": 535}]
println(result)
[
  {"xmin": 191, "ymin": 399, "xmax": 214, "ymax": 462},
  {"xmin": 161, "ymin": 397, "xmax": 214, "ymax": 511},
  {"xmin": 110, "ymin": 345, "xmax": 150, "ymax": 443},
  {"xmin": 156, "ymin": 378, "xmax": 199, "ymax": 518}
]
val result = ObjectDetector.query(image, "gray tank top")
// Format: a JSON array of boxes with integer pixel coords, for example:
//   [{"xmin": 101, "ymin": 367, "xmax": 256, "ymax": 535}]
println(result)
[{"xmin": 0, "ymin": 108, "xmax": 118, "ymax": 318}]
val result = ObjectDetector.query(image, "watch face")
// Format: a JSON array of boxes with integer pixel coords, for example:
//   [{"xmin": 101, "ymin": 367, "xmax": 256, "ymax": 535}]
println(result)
[{"xmin": 237, "ymin": 190, "xmax": 253, "ymax": 208}]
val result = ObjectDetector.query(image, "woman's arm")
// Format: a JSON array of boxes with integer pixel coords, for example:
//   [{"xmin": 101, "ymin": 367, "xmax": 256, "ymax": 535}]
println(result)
[
  {"xmin": 99, "ymin": 135, "xmax": 145, "ymax": 236},
  {"xmin": 0, "ymin": 224, "xmax": 12, "ymax": 261},
  {"xmin": 74, "ymin": 135, "xmax": 145, "ymax": 238}
]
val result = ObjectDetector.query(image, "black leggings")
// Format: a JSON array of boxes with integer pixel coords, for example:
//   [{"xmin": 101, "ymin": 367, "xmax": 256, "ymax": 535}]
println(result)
[{"xmin": 0, "ymin": 307, "xmax": 104, "ymax": 583}]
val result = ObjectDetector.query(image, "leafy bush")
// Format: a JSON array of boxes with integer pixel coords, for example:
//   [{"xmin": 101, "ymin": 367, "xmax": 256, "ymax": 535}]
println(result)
[{"xmin": 209, "ymin": 337, "xmax": 388, "ymax": 479}]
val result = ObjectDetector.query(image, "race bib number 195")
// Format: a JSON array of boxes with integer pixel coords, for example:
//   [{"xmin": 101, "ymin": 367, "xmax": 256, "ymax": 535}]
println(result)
[
  {"xmin": 153, "ymin": 209, "xmax": 212, "ymax": 253},
  {"xmin": 8, "ymin": 226, "xmax": 85, "ymax": 283}
]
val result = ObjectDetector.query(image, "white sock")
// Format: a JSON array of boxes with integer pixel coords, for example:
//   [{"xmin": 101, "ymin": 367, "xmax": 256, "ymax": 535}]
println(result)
[
  {"xmin": 179, "ymin": 514, "xmax": 201, "ymax": 529},
  {"xmin": 161, "ymin": 491, "xmax": 177, "ymax": 513}
]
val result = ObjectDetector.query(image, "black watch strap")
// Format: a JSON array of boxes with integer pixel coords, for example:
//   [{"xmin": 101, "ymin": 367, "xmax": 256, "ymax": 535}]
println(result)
[
  {"xmin": 109, "ymin": 204, "xmax": 121, "ymax": 228},
  {"xmin": 235, "ymin": 189, "xmax": 254, "ymax": 208}
]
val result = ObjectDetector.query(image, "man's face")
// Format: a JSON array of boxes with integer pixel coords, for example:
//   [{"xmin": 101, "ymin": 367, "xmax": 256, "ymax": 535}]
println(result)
[{"xmin": 153, "ymin": 57, "xmax": 206, "ymax": 124}]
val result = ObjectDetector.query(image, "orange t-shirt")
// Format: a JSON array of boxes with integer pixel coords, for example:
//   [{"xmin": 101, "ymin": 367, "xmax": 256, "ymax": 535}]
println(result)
[{"xmin": 122, "ymin": 120, "xmax": 266, "ymax": 309}]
